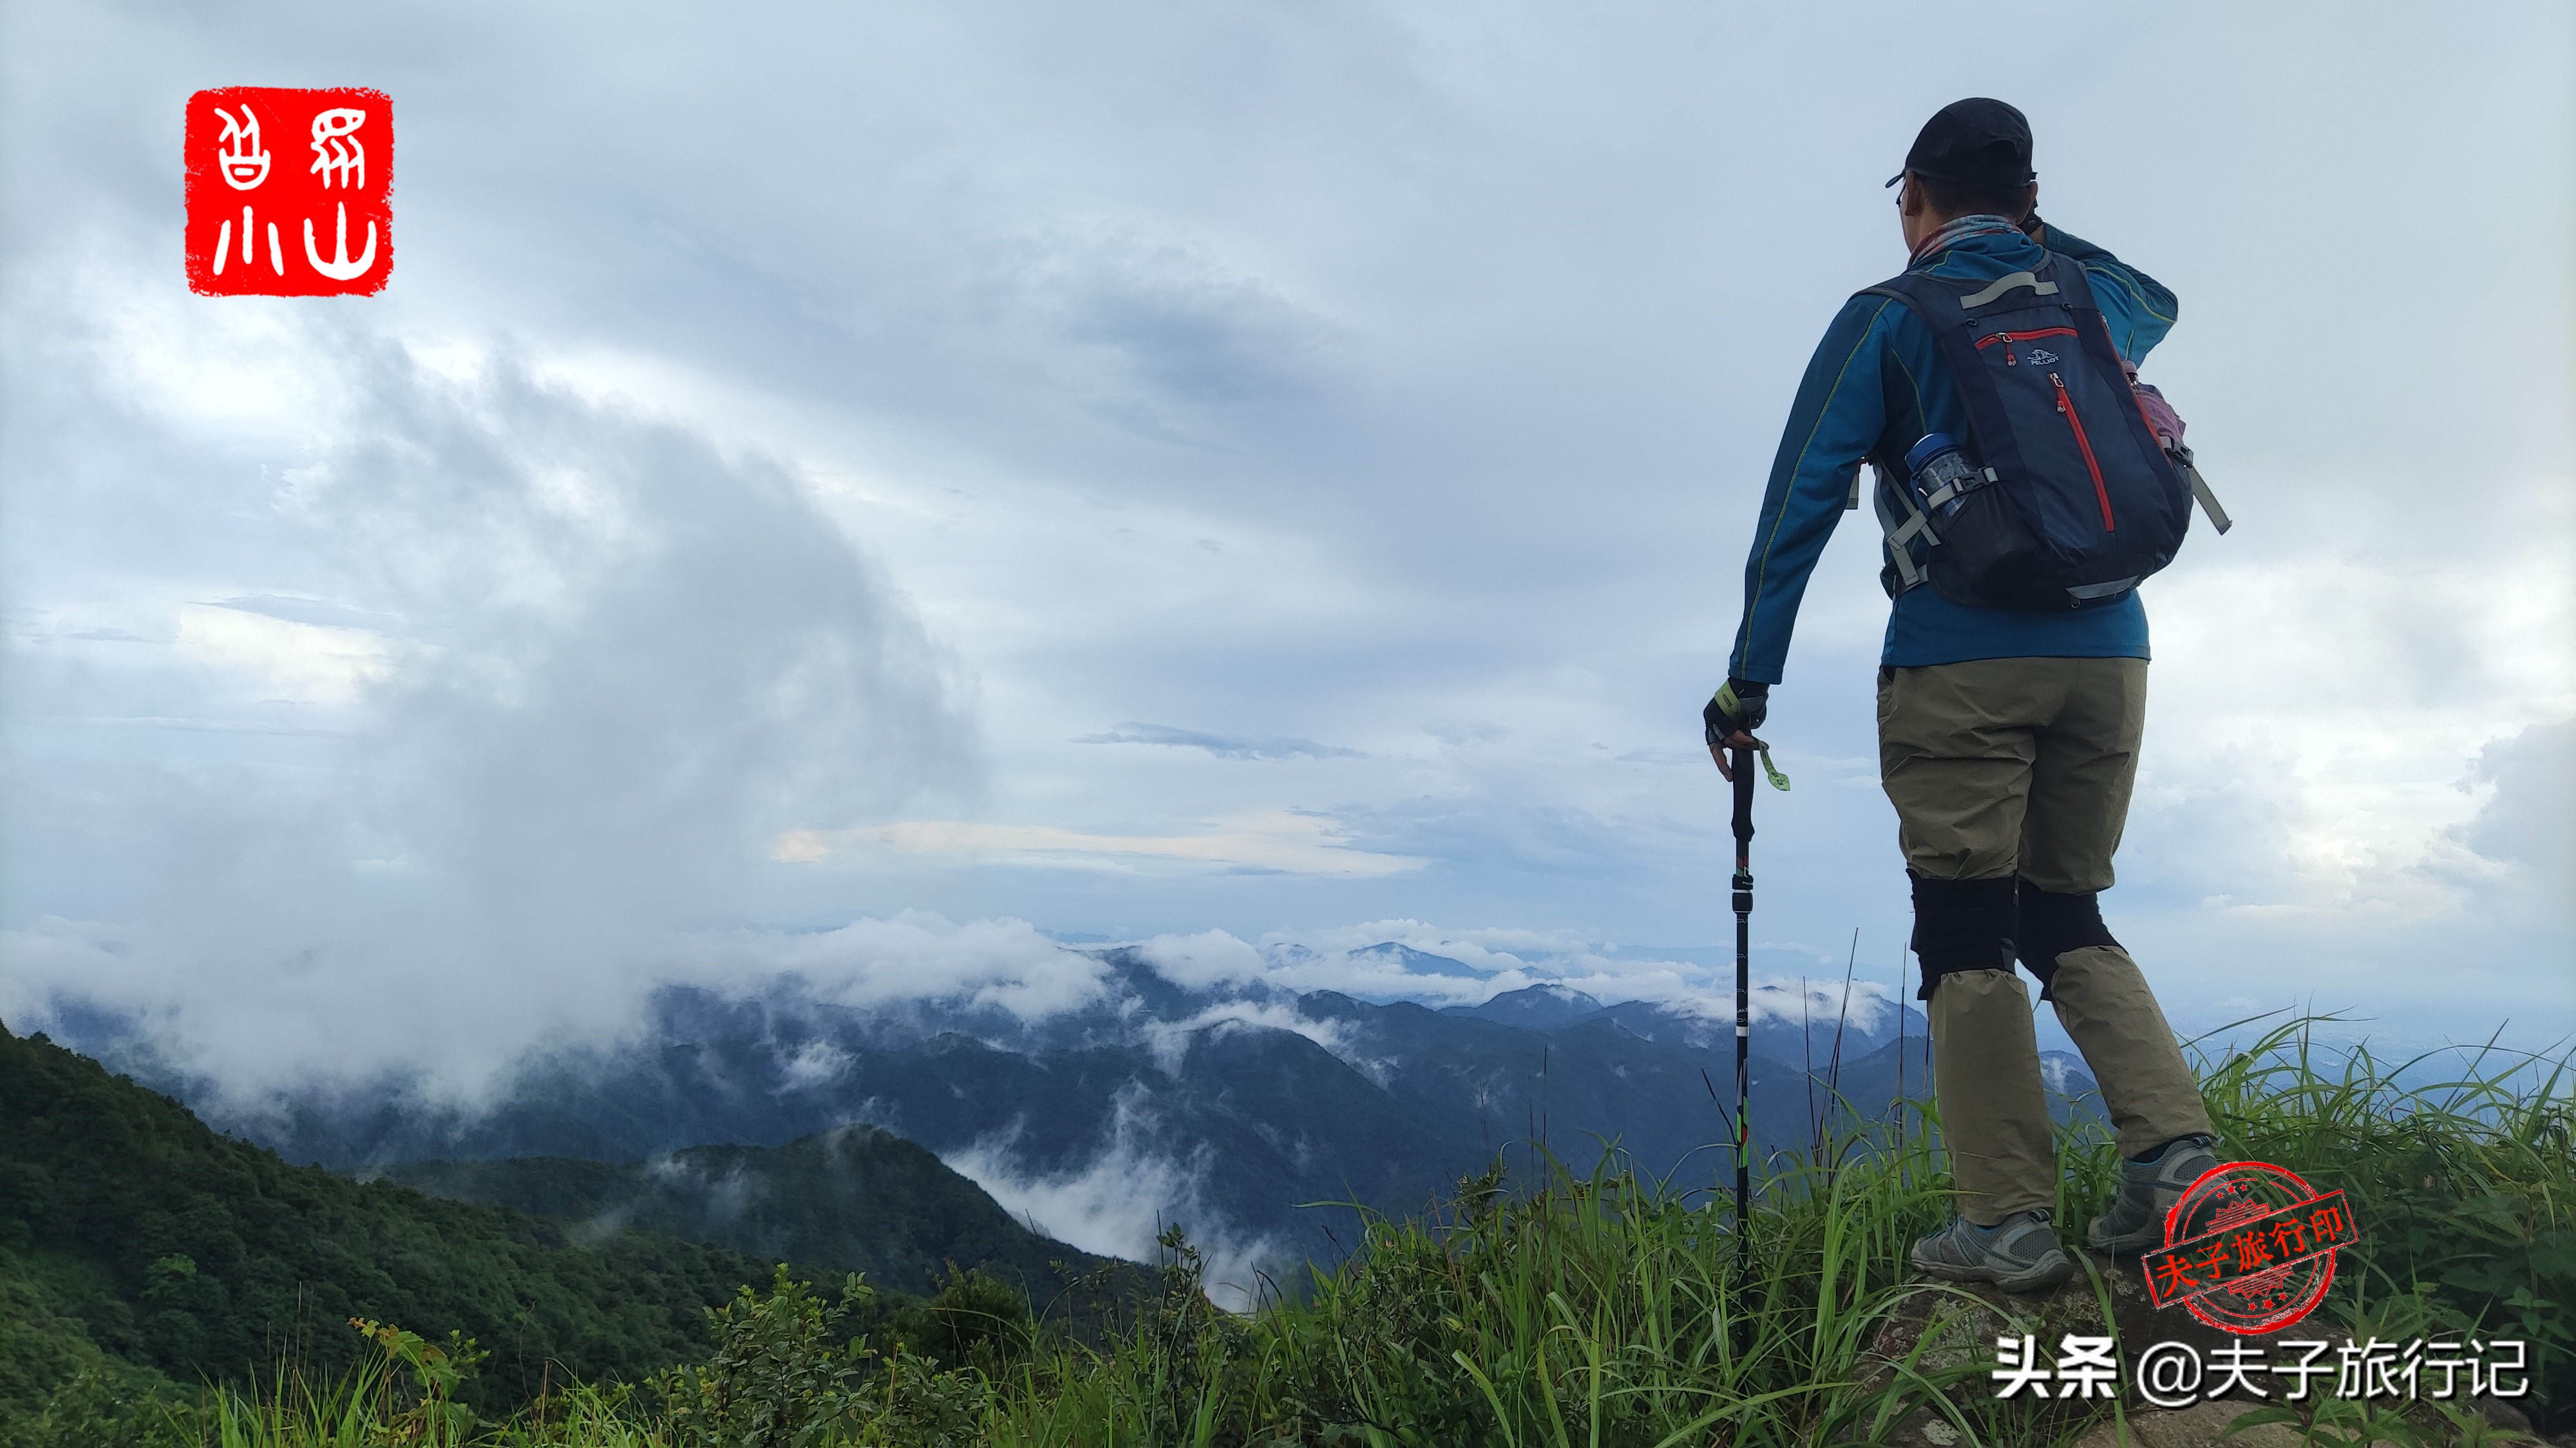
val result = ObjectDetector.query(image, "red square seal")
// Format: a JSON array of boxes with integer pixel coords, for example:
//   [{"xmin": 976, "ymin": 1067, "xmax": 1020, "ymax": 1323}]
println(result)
[{"xmin": 185, "ymin": 87, "xmax": 393, "ymax": 296}]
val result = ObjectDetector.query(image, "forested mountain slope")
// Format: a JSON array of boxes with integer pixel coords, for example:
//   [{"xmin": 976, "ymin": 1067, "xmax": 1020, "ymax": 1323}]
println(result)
[
  {"xmin": 379, "ymin": 1125, "xmax": 1111, "ymax": 1301},
  {"xmin": 0, "ymin": 1021, "xmax": 773, "ymax": 1413}
]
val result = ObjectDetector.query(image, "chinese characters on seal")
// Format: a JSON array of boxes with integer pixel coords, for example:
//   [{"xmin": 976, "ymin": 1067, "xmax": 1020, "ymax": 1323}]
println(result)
[{"xmin": 185, "ymin": 87, "xmax": 392, "ymax": 296}]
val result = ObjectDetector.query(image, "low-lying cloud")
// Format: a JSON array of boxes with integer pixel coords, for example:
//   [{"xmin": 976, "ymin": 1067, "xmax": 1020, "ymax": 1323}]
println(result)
[
  {"xmin": 1133, "ymin": 919, "xmax": 1905, "ymax": 1030},
  {"xmin": 944, "ymin": 1083, "xmax": 1283, "ymax": 1311}
]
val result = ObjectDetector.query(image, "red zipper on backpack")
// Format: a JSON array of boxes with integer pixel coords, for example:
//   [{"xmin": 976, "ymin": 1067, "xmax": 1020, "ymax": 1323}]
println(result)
[
  {"xmin": 2050, "ymin": 372, "xmax": 2116, "ymax": 531},
  {"xmin": 1976, "ymin": 326, "xmax": 2079, "ymax": 366}
]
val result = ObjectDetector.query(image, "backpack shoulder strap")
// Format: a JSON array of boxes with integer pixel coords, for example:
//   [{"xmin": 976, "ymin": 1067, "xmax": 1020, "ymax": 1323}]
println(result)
[
  {"xmin": 1854, "ymin": 271, "xmax": 1937, "ymax": 320},
  {"xmin": 1846, "ymin": 276, "xmax": 1942, "ymax": 473},
  {"xmin": 1845, "ymin": 276, "xmax": 1947, "ymax": 594}
]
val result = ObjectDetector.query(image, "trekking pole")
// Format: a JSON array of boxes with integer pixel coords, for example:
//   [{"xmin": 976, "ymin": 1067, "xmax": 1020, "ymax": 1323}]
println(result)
[{"xmin": 1730, "ymin": 743, "xmax": 1756, "ymax": 1291}]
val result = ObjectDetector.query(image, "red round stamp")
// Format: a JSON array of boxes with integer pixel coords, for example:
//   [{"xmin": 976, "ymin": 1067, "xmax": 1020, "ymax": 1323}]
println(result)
[{"xmin": 2139, "ymin": 1159, "xmax": 2357, "ymax": 1335}]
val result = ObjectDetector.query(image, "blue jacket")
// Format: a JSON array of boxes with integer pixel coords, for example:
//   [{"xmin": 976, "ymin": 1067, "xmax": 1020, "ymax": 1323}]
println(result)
[{"xmin": 1726, "ymin": 222, "xmax": 2179, "ymax": 684}]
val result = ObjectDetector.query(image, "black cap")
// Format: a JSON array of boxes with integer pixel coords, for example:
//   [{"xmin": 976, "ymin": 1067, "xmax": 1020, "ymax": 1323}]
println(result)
[{"xmin": 1884, "ymin": 98, "xmax": 2035, "ymax": 189}]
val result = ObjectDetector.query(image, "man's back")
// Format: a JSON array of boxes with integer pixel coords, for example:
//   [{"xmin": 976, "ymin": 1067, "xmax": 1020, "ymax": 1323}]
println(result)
[{"xmin": 1726, "ymin": 219, "xmax": 2179, "ymax": 687}]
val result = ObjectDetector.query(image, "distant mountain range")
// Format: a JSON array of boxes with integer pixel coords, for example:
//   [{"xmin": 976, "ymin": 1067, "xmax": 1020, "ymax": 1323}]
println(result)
[{"xmin": 191, "ymin": 946, "xmax": 2099, "ymax": 1281}]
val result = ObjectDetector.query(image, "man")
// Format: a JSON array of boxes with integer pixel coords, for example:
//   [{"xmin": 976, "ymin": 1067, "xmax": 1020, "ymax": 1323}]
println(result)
[{"xmin": 1705, "ymin": 99, "xmax": 2217, "ymax": 1293}]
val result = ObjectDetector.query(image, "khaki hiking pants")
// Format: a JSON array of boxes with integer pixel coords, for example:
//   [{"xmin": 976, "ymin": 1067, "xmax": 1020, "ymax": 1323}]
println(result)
[{"xmin": 1878, "ymin": 657, "xmax": 2213, "ymax": 1224}]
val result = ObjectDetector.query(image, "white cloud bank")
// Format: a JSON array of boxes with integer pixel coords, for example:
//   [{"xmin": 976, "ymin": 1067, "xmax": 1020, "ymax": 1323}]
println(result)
[{"xmin": 1132, "ymin": 919, "xmax": 1906, "ymax": 1032}]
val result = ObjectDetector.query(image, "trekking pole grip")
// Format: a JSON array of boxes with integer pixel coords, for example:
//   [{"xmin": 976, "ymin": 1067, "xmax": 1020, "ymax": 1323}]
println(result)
[{"xmin": 1729, "ymin": 747, "xmax": 1756, "ymax": 844}]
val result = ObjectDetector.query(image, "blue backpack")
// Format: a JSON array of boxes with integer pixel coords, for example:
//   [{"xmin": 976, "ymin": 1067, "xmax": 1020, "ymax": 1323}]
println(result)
[{"xmin": 1860, "ymin": 253, "xmax": 2225, "ymax": 611}]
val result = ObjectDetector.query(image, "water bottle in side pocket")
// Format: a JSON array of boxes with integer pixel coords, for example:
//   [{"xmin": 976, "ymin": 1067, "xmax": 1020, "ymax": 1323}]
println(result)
[{"xmin": 1904, "ymin": 432, "xmax": 1987, "ymax": 520}]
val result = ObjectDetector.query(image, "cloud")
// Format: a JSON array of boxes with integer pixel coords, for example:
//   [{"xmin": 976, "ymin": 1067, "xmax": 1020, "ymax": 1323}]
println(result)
[
  {"xmin": 642, "ymin": 1155, "xmax": 766, "ymax": 1227},
  {"xmin": 2458, "ymin": 719, "xmax": 2575, "ymax": 868},
  {"xmin": 1615, "ymin": 746, "xmax": 1701, "ymax": 766},
  {"xmin": 677, "ymin": 913, "xmax": 1109, "ymax": 1022},
  {"xmin": 1425, "ymin": 721, "xmax": 1512, "ymax": 748},
  {"xmin": 2447, "ymin": 718, "xmax": 2576, "ymax": 918},
  {"xmin": 2040, "ymin": 1056, "xmax": 2082, "ymax": 1096},
  {"xmin": 1660, "ymin": 977, "xmax": 1902, "ymax": 1038},
  {"xmin": 0, "ymin": 305, "xmax": 978, "ymax": 1101},
  {"xmin": 943, "ymin": 1083, "xmax": 1282, "ymax": 1310},
  {"xmin": 779, "ymin": 1039, "xmax": 855, "ymax": 1090},
  {"xmin": 1123, "ymin": 919, "xmax": 1888, "ymax": 1022},
  {"xmin": 208, "ymin": 595, "xmax": 408, "ymax": 631},
  {"xmin": 171, "ymin": 602, "xmax": 403, "ymax": 706},
  {"xmin": 1135, "ymin": 929, "xmax": 1270, "ymax": 990},
  {"xmin": 1074, "ymin": 721, "xmax": 1362, "ymax": 761},
  {"xmin": 1137, "ymin": 1000, "xmax": 1362, "ymax": 1077},
  {"xmin": 2138, "ymin": 546, "xmax": 2570, "ymax": 920},
  {"xmin": 773, "ymin": 811, "xmax": 1420, "ymax": 877},
  {"xmin": 1040, "ymin": 227, "xmax": 1348, "ymax": 414}
]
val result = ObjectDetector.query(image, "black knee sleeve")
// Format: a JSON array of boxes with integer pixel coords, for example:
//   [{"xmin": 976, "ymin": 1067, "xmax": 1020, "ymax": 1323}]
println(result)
[
  {"xmin": 2015, "ymin": 879, "xmax": 2120, "ymax": 1001},
  {"xmin": 1909, "ymin": 872, "xmax": 2019, "ymax": 999}
]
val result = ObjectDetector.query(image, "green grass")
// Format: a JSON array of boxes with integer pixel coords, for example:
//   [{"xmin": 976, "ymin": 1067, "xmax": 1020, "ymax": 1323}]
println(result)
[{"xmin": 78, "ymin": 1016, "xmax": 2576, "ymax": 1447}]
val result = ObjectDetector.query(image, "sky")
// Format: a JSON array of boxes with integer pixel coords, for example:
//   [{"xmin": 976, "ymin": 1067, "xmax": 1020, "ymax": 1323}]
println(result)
[{"xmin": 2, "ymin": 1, "xmax": 2570, "ymax": 1101}]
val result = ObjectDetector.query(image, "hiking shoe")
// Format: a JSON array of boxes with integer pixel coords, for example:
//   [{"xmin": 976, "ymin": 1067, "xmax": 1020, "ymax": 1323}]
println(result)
[
  {"xmin": 2087, "ymin": 1135, "xmax": 2221, "ymax": 1255},
  {"xmin": 1909, "ymin": 1211, "xmax": 2074, "ymax": 1293}
]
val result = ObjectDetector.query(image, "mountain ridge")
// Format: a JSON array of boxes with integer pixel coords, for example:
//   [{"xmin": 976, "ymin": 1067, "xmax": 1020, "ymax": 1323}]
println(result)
[{"xmin": 101, "ymin": 950, "xmax": 2098, "ymax": 1278}]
